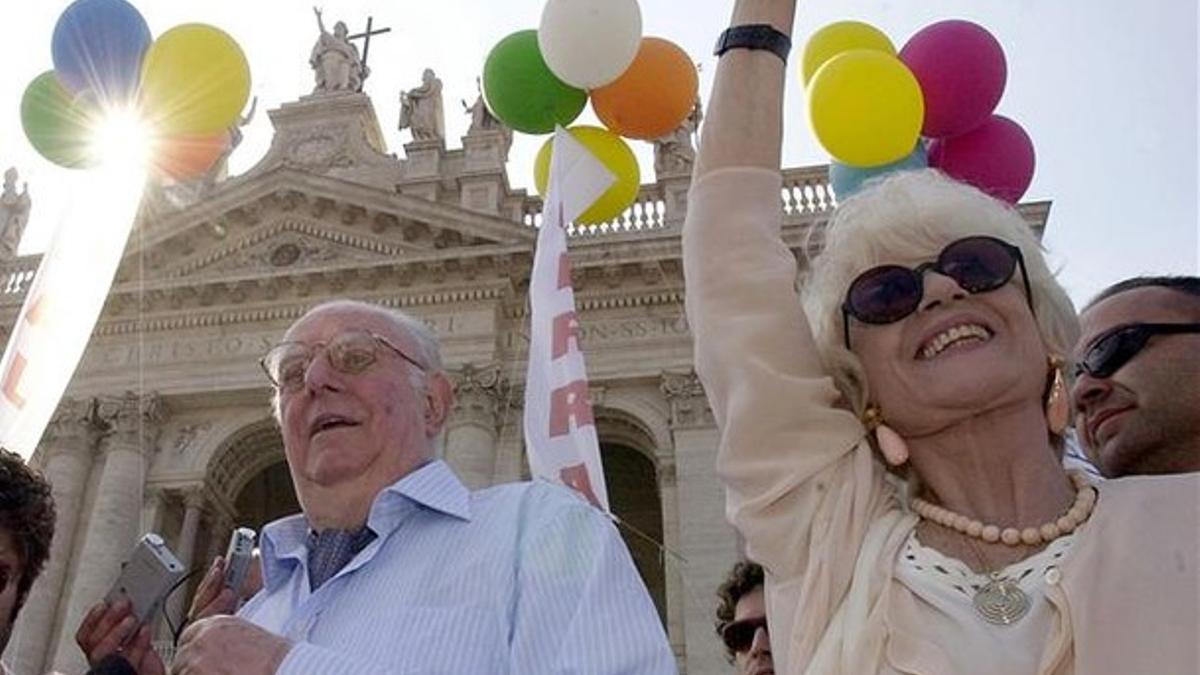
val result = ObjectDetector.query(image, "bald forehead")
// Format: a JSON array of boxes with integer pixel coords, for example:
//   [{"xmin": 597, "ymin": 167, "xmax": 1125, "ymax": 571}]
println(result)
[
  {"xmin": 285, "ymin": 304, "xmax": 409, "ymax": 344},
  {"xmin": 1080, "ymin": 287, "xmax": 1200, "ymax": 345}
]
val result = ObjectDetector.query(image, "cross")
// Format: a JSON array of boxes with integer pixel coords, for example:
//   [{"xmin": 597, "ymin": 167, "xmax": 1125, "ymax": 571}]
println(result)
[{"xmin": 349, "ymin": 16, "xmax": 391, "ymax": 70}]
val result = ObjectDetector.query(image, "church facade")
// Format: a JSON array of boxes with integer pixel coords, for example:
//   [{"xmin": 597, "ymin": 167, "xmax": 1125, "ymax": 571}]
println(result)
[{"xmin": 1, "ymin": 88, "xmax": 1047, "ymax": 675}]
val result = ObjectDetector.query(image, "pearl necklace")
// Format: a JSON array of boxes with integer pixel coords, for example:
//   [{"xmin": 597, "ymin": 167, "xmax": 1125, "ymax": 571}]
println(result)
[
  {"xmin": 910, "ymin": 470, "xmax": 1096, "ymax": 546},
  {"xmin": 910, "ymin": 471, "xmax": 1097, "ymax": 625}
]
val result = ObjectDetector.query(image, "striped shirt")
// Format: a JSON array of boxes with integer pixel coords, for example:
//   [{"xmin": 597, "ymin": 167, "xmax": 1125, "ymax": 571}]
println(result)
[{"xmin": 239, "ymin": 460, "xmax": 676, "ymax": 674}]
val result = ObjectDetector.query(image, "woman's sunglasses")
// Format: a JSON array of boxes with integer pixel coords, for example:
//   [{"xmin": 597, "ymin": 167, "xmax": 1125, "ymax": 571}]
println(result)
[
  {"xmin": 719, "ymin": 617, "xmax": 769, "ymax": 654},
  {"xmin": 841, "ymin": 235, "xmax": 1032, "ymax": 347},
  {"xmin": 1074, "ymin": 322, "xmax": 1200, "ymax": 379}
]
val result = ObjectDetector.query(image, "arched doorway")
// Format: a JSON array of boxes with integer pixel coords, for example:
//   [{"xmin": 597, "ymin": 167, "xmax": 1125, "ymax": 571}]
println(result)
[
  {"xmin": 601, "ymin": 441, "xmax": 667, "ymax": 623},
  {"xmin": 234, "ymin": 459, "xmax": 301, "ymax": 530}
]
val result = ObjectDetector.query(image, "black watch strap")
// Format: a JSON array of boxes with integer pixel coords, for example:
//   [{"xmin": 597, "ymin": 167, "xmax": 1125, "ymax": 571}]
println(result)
[{"xmin": 713, "ymin": 24, "xmax": 792, "ymax": 62}]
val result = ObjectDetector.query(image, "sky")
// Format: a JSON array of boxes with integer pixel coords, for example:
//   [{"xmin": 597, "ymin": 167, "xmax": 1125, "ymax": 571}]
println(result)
[{"xmin": 0, "ymin": 0, "xmax": 1196, "ymax": 305}]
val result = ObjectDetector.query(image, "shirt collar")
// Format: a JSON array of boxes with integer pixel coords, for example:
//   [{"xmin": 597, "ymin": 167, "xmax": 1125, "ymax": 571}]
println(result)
[{"xmin": 258, "ymin": 460, "xmax": 471, "ymax": 590}]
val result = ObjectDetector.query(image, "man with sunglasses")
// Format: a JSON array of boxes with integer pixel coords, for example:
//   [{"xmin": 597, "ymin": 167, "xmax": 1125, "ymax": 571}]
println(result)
[
  {"xmin": 1072, "ymin": 276, "xmax": 1200, "ymax": 477},
  {"xmin": 76, "ymin": 300, "xmax": 674, "ymax": 674},
  {"xmin": 715, "ymin": 561, "xmax": 772, "ymax": 675}
]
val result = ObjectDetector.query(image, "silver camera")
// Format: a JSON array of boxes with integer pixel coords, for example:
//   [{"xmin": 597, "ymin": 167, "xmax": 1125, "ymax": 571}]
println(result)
[
  {"xmin": 223, "ymin": 527, "xmax": 257, "ymax": 596},
  {"xmin": 105, "ymin": 533, "xmax": 185, "ymax": 625}
]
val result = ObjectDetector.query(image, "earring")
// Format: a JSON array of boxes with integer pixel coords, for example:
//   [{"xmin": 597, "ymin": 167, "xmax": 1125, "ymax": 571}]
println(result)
[
  {"xmin": 863, "ymin": 404, "xmax": 910, "ymax": 466},
  {"xmin": 1045, "ymin": 355, "xmax": 1069, "ymax": 435}
]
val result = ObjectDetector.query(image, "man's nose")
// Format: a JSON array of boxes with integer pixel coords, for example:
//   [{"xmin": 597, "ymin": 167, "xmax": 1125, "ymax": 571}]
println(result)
[
  {"xmin": 749, "ymin": 625, "xmax": 770, "ymax": 657},
  {"xmin": 919, "ymin": 271, "xmax": 967, "ymax": 313},
  {"xmin": 1070, "ymin": 369, "xmax": 1111, "ymax": 414},
  {"xmin": 302, "ymin": 350, "xmax": 342, "ymax": 393}
]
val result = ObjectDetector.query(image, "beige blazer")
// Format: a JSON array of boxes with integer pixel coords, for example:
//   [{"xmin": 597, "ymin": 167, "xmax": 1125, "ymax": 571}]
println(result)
[{"xmin": 682, "ymin": 167, "xmax": 1200, "ymax": 674}]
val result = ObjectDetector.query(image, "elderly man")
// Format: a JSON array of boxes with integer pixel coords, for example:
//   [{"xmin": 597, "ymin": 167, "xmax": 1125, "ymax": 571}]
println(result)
[
  {"xmin": 1072, "ymin": 276, "xmax": 1200, "ymax": 477},
  {"xmin": 715, "ymin": 561, "xmax": 772, "ymax": 675},
  {"xmin": 78, "ymin": 300, "xmax": 674, "ymax": 674},
  {"xmin": 0, "ymin": 448, "xmax": 56, "ymax": 675}
]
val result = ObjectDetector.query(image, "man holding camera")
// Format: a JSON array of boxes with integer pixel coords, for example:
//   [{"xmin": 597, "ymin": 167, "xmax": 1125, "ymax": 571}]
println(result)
[{"xmin": 77, "ymin": 300, "xmax": 673, "ymax": 674}]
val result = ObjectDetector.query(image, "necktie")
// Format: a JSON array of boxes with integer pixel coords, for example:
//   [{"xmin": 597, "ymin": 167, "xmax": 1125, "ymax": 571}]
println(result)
[{"xmin": 307, "ymin": 526, "xmax": 376, "ymax": 591}]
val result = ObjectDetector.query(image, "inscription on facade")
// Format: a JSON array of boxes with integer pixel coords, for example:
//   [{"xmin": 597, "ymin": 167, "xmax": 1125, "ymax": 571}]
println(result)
[{"xmin": 505, "ymin": 314, "xmax": 689, "ymax": 349}]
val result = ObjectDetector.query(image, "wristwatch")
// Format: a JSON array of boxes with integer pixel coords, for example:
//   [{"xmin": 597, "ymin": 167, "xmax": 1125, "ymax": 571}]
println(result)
[{"xmin": 713, "ymin": 24, "xmax": 792, "ymax": 62}]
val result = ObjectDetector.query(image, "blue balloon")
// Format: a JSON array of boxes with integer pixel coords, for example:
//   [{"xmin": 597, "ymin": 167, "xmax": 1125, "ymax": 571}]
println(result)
[
  {"xmin": 51, "ymin": 0, "xmax": 151, "ymax": 104},
  {"xmin": 830, "ymin": 142, "xmax": 929, "ymax": 199}
]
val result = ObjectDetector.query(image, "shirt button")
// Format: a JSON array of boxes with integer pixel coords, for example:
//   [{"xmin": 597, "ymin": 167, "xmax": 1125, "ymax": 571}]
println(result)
[{"xmin": 1044, "ymin": 567, "xmax": 1062, "ymax": 585}]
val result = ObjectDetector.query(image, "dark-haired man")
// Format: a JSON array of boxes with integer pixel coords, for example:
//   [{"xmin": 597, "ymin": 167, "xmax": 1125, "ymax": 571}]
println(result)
[
  {"xmin": 715, "ymin": 561, "xmax": 772, "ymax": 675},
  {"xmin": 1072, "ymin": 275, "xmax": 1200, "ymax": 477},
  {"xmin": 0, "ymin": 448, "xmax": 56, "ymax": 675}
]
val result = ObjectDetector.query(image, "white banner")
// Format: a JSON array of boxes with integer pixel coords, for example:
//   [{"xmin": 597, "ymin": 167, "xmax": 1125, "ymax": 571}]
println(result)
[
  {"xmin": 523, "ymin": 127, "xmax": 615, "ymax": 511},
  {"xmin": 0, "ymin": 167, "xmax": 144, "ymax": 459}
]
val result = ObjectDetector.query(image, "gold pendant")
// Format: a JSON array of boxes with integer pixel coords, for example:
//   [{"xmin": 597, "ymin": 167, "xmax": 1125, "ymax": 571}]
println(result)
[{"xmin": 973, "ymin": 577, "xmax": 1031, "ymax": 625}]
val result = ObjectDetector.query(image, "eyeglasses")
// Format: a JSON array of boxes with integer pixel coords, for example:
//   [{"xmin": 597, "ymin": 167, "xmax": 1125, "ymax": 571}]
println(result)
[
  {"xmin": 259, "ymin": 330, "xmax": 425, "ymax": 391},
  {"xmin": 1073, "ymin": 322, "xmax": 1200, "ymax": 379},
  {"xmin": 841, "ymin": 235, "xmax": 1032, "ymax": 347},
  {"xmin": 719, "ymin": 617, "xmax": 768, "ymax": 654}
]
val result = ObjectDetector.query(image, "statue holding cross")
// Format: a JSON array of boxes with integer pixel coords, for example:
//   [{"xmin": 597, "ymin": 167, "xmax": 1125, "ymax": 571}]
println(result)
[{"xmin": 309, "ymin": 7, "xmax": 389, "ymax": 93}]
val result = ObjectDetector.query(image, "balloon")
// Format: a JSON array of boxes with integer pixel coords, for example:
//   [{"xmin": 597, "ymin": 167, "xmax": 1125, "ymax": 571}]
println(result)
[
  {"xmin": 592, "ymin": 37, "xmax": 697, "ymax": 140},
  {"xmin": 830, "ymin": 142, "xmax": 927, "ymax": 199},
  {"xmin": 51, "ymin": 0, "xmax": 152, "ymax": 103},
  {"xmin": 534, "ymin": 126, "xmax": 640, "ymax": 225},
  {"xmin": 900, "ymin": 20, "xmax": 1007, "ymax": 139},
  {"xmin": 482, "ymin": 30, "xmax": 587, "ymax": 135},
  {"xmin": 808, "ymin": 50, "xmax": 924, "ymax": 167},
  {"xmin": 20, "ymin": 71, "xmax": 100, "ymax": 169},
  {"xmin": 140, "ymin": 23, "xmax": 251, "ymax": 135},
  {"xmin": 928, "ymin": 115, "xmax": 1035, "ymax": 203},
  {"xmin": 538, "ymin": 0, "xmax": 642, "ymax": 89},
  {"xmin": 153, "ymin": 132, "xmax": 230, "ymax": 181},
  {"xmin": 801, "ymin": 21, "xmax": 895, "ymax": 86}
]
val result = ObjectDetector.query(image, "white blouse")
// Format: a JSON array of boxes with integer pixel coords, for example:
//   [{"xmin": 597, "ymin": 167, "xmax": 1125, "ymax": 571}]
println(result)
[{"xmin": 890, "ymin": 531, "xmax": 1078, "ymax": 675}]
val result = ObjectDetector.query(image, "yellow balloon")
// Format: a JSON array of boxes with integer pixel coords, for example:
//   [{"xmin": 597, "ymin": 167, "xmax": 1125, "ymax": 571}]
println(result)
[
  {"xmin": 808, "ymin": 50, "xmax": 924, "ymax": 168},
  {"xmin": 140, "ymin": 24, "xmax": 251, "ymax": 136},
  {"xmin": 801, "ymin": 21, "xmax": 895, "ymax": 87},
  {"xmin": 534, "ymin": 126, "xmax": 640, "ymax": 225}
]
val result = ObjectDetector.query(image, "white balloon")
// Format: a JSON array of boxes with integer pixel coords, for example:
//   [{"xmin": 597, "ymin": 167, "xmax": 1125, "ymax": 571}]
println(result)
[{"xmin": 538, "ymin": 0, "xmax": 643, "ymax": 90}]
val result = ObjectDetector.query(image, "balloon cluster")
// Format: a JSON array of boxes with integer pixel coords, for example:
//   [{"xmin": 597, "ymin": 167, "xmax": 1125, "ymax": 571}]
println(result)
[
  {"xmin": 480, "ymin": 0, "xmax": 697, "ymax": 224},
  {"xmin": 805, "ymin": 20, "xmax": 1035, "ymax": 203},
  {"xmin": 19, "ymin": 0, "xmax": 251, "ymax": 181}
]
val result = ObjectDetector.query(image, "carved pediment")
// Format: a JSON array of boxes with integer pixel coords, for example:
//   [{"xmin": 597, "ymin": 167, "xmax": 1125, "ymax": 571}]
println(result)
[{"xmin": 160, "ymin": 218, "xmax": 411, "ymax": 281}]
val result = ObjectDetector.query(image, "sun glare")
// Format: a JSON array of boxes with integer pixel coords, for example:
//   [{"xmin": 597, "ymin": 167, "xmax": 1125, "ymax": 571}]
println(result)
[{"xmin": 89, "ymin": 107, "xmax": 154, "ymax": 172}]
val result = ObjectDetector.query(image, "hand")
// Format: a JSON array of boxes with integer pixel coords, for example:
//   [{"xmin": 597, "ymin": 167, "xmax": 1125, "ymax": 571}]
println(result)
[
  {"xmin": 75, "ymin": 599, "xmax": 166, "ymax": 675},
  {"xmin": 187, "ymin": 554, "xmax": 264, "ymax": 623},
  {"xmin": 173, "ymin": 616, "xmax": 291, "ymax": 675}
]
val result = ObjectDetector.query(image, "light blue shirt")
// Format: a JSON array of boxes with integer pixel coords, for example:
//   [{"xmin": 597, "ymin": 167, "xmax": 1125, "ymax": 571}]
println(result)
[{"xmin": 239, "ymin": 460, "xmax": 676, "ymax": 674}]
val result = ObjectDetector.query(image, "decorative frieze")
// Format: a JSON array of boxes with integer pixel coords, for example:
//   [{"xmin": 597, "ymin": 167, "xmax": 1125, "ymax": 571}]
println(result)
[{"xmin": 660, "ymin": 370, "xmax": 714, "ymax": 430}]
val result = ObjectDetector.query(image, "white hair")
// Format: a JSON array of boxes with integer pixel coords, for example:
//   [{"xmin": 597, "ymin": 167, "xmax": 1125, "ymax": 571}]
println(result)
[{"xmin": 802, "ymin": 169, "xmax": 1080, "ymax": 422}]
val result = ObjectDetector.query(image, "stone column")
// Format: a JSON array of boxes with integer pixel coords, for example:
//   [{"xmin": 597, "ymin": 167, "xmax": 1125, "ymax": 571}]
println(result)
[
  {"xmin": 661, "ymin": 371, "xmax": 737, "ymax": 674},
  {"xmin": 163, "ymin": 488, "xmax": 206, "ymax": 634},
  {"xmin": 5, "ymin": 398, "xmax": 102, "ymax": 675},
  {"xmin": 49, "ymin": 392, "xmax": 165, "ymax": 674},
  {"xmin": 444, "ymin": 363, "xmax": 505, "ymax": 489}
]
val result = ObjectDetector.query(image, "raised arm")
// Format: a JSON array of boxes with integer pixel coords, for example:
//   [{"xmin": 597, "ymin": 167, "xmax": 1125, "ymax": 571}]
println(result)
[
  {"xmin": 313, "ymin": 7, "xmax": 327, "ymax": 35},
  {"xmin": 694, "ymin": 0, "xmax": 796, "ymax": 178}
]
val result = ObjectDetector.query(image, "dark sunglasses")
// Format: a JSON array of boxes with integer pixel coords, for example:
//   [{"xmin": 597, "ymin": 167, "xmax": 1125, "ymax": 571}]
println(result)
[
  {"xmin": 841, "ymin": 235, "xmax": 1032, "ymax": 347},
  {"xmin": 1073, "ymin": 322, "xmax": 1200, "ymax": 379},
  {"xmin": 720, "ymin": 617, "xmax": 768, "ymax": 654}
]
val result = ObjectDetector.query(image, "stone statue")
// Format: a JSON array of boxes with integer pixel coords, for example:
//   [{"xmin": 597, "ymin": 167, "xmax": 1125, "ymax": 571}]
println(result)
[
  {"xmin": 653, "ymin": 99, "xmax": 703, "ymax": 177},
  {"xmin": 202, "ymin": 96, "xmax": 257, "ymax": 188},
  {"xmin": 398, "ymin": 68, "xmax": 445, "ymax": 142},
  {"xmin": 0, "ymin": 168, "xmax": 31, "ymax": 257},
  {"xmin": 462, "ymin": 77, "xmax": 512, "ymax": 155},
  {"xmin": 310, "ymin": 7, "xmax": 368, "ymax": 93}
]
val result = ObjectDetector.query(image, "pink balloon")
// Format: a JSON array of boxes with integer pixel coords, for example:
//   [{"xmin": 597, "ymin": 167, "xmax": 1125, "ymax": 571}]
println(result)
[
  {"xmin": 928, "ymin": 115, "xmax": 1035, "ymax": 203},
  {"xmin": 900, "ymin": 20, "xmax": 1006, "ymax": 139}
]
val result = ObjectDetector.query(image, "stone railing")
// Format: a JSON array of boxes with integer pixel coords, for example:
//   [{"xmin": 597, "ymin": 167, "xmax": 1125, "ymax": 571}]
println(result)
[
  {"xmin": 521, "ymin": 182, "xmax": 668, "ymax": 236},
  {"xmin": 519, "ymin": 164, "xmax": 836, "ymax": 236},
  {"xmin": 0, "ymin": 255, "xmax": 41, "ymax": 304}
]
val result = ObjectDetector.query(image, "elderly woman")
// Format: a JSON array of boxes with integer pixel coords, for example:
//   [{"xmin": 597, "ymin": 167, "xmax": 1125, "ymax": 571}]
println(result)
[{"xmin": 684, "ymin": 2, "xmax": 1199, "ymax": 674}]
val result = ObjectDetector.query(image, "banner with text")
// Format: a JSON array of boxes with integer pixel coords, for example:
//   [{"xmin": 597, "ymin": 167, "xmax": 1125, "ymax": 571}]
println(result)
[
  {"xmin": 0, "ymin": 168, "xmax": 143, "ymax": 459},
  {"xmin": 523, "ymin": 127, "xmax": 614, "ymax": 511}
]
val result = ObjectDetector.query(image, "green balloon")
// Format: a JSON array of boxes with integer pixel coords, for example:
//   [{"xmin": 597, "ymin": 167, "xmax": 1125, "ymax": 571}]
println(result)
[
  {"xmin": 20, "ymin": 71, "xmax": 100, "ymax": 169},
  {"xmin": 483, "ymin": 30, "xmax": 587, "ymax": 135}
]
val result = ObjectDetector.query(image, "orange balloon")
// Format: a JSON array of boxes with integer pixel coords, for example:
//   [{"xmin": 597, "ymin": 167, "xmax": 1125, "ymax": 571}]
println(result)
[
  {"xmin": 592, "ymin": 37, "xmax": 697, "ymax": 140},
  {"xmin": 153, "ymin": 132, "xmax": 230, "ymax": 181}
]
